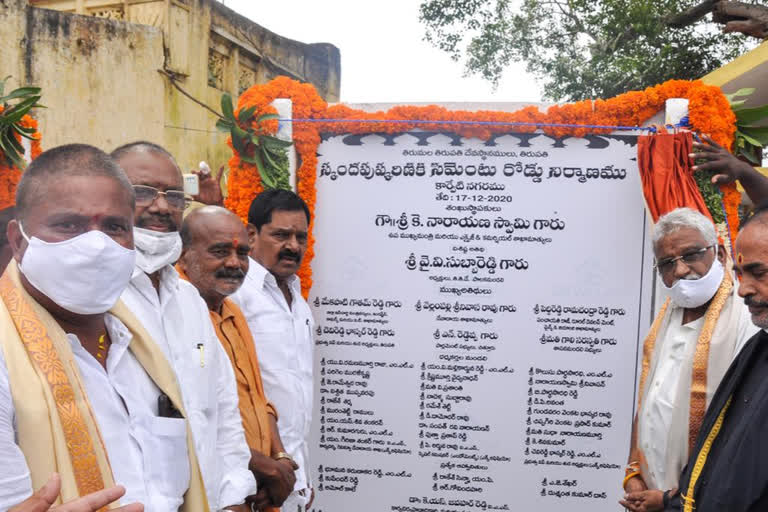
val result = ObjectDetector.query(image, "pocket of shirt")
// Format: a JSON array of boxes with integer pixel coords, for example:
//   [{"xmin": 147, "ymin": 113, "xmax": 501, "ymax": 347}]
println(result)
[
  {"xmin": 141, "ymin": 416, "xmax": 191, "ymax": 504},
  {"xmin": 182, "ymin": 344, "xmax": 212, "ymax": 415}
]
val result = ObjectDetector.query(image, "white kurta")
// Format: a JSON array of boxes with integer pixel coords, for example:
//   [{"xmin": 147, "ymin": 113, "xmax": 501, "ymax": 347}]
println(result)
[
  {"xmin": 121, "ymin": 266, "xmax": 256, "ymax": 511},
  {"xmin": 637, "ymin": 289, "xmax": 758, "ymax": 490},
  {"xmin": 231, "ymin": 258, "xmax": 315, "ymax": 506},
  {"xmin": 0, "ymin": 314, "xmax": 190, "ymax": 511}
]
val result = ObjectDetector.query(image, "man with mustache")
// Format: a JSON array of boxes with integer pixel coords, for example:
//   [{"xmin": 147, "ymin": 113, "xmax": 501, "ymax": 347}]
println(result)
[
  {"xmin": 0, "ymin": 144, "xmax": 207, "ymax": 510},
  {"xmin": 177, "ymin": 206, "xmax": 298, "ymax": 511},
  {"xmin": 112, "ymin": 142, "xmax": 256, "ymax": 511},
  {"xmin": 231, "ymin": 190, "xmax": 315, "ymax": 512},
  {"xmin": 621, "ymin": 207, "xmax": 757, "ymax": 512},
  {"xmin": 661, "ymin": 203, "xmax": 768, "ymax": 511}
]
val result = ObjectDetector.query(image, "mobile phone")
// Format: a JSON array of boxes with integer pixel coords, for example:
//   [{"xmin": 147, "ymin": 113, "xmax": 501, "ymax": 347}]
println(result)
[{"xmin": 183, "ymin": 173, "xmax": 199, "ymax": 196}]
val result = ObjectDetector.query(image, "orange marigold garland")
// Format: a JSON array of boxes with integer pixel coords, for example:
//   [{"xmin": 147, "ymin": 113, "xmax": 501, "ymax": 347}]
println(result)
[
  {"xmin": 227, "ymin": 78, "xmax": 741, "ymax": 296},
  {"xmin": 0, "ymin": 108, "xmax": 42, "ymax": 210},
  {"xmin": 225, "ymin": 77, "xmax": 327, "ymax": 297}
]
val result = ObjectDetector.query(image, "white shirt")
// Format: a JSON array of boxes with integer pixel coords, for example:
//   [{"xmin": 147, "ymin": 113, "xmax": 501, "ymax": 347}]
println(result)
[
  {"xmin": 121, "ymin": 266, "xmax": 256, "ymax": 511},
  {"xmin": 0, "ymin": 314, "xmax": 190, "ymax": 511},
  {"xmin": 231, "ymin": 258, "xmax": 314, "ymax": 494},
  {"xmin": 641, "ymin": 313, "xmax": 704, "ymax": 489},
  {"xmin": 640, "ymin": 306, "xmax": 757, "ymax": 489}
]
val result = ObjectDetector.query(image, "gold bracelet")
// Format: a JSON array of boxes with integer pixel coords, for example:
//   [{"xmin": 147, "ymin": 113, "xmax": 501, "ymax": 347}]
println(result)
[
  {"xmin": 623, "ymin": 471, "xmax": 641, "ymax": 490},
  {"xmin": 274, "ymin": 451, "xmax": 295, "ymax": 463}
]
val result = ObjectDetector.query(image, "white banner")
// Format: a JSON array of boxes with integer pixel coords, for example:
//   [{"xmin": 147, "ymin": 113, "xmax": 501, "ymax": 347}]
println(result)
[{"xmin": 309, "ymin": 130, "xmax": 653, "ymax": 512}]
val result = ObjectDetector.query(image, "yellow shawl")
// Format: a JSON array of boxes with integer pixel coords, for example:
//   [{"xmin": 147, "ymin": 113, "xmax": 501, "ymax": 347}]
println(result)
[{"xmin": 0, "ymin": 261, "xmax": 209, "ymax": 510}]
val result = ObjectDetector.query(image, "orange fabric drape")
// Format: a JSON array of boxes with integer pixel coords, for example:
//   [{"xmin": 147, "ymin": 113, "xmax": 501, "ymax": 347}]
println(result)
[{"xmin": 638, "ymin": 131, "xmax": 713, "ymax": 223}]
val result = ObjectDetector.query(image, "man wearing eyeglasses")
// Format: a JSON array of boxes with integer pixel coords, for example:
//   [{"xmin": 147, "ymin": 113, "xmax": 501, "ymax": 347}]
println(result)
[
  {"xmin": 112, "ymin": 141, "xmax": 256, "ymax": 511},
  {"xmin": 620, "ymin": 207, "xmax": 757, "ymax": 512}
]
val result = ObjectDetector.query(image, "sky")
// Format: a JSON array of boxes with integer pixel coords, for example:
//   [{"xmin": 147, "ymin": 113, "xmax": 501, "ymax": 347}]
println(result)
[{"xmin": 221, "ymin": 0, "xmax": 543, "ymax": 104}]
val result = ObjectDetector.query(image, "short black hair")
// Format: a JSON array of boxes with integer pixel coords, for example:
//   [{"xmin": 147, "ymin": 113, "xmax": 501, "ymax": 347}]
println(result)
[
  {"xmin": 110, "ymin": 140, "xmax": 178, "ymax": 168},
  {"xmin": 741, "ymin": 201, "xmax": 768, "ymax": 231},
  {"xmin": 16, "ymin": 144, "xmax": 134, "ymax": 221},
  {"xmin": 248, "ymin": 189, "xmax": 310, "ymax": 230}
]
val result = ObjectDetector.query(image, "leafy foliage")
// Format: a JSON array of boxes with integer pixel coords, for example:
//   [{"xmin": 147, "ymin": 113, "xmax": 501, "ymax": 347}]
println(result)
[
  {"xmin": 419, "ymin": 0, "xmax": 753, "ymax": 101},
  {"xmin": 0, "ymin": 77, "xmax": 42, "ymax": 168},
  {"xmin": 216, "ymin": 93, "xmax": 293, "ymax": 190},
  {"xmin": 726, "ymin": 88, "xmax": 768, "ymax": 164}
]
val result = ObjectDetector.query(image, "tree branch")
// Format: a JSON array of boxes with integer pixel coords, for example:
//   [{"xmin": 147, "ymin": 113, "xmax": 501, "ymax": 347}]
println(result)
[
  {"xmin": 666, "ymin": 0, "xmax": 719, "ymax": 28},
  {"xmin": 158, "ymin": 69, "xmax": 225, "ymax": 120}
]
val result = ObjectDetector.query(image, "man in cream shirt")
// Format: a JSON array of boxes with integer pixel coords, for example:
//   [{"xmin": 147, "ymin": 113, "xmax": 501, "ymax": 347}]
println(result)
[
  {"xmin": 113, "ymin": 141, "xmax": 256, "ymax": 511},
  {"xmin": 621, "ymin": 208, "xmax": 757, "ymax": 512},
  {"xmin": 232, "ymin": 190, "xmax": 315, "ymax": 512}
]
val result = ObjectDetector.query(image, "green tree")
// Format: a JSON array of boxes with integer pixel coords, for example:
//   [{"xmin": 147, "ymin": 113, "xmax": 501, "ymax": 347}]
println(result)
[{"xmin": 419, "ymin": 0, "xmax": 760, "ymax": 101}]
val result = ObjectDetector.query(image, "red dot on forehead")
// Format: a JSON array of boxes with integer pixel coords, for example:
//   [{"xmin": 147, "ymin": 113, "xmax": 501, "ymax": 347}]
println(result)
[
  {"xmin": 233, "ymin": 238, "xmax": 238, "ymax": 246},
  {"xmin": 738, "ymin": 253, "xmax": 744, "ymax": 264}
]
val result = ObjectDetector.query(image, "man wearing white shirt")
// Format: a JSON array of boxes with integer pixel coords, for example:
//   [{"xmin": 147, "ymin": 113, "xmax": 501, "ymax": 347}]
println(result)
[
  {"xmin": 232, "ymin": 190, "xmax": 315, "ymax": 512},
  {"xmin": 0, "ymin": 144, "xmax": 207, "ymax": 511},
  {"xmin": 621, "ymin": 208, "xmax": 757, "ymax": 512},
  {"xmin": 112, "ymin": 141, "xmax": 255, "ymax": 511}
]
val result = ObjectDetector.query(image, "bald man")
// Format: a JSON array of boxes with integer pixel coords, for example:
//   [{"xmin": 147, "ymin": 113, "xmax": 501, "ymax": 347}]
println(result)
[{"xmin": 178, "ymin": 206, "xmax": 297, "ymax": 512}]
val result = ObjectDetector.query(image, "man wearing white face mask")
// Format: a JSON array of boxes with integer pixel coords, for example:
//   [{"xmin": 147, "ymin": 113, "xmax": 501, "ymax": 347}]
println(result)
[
  {"xmin": 620, "ymin": 207, "xmax": 757, "ymax": 512},
  {"xmin": 113, "ymin": 141, "xmax": 256, "ymax": 512},
  {"xmin": 0, "ymin": 144, "xmax": 209, "ymax": 510}
]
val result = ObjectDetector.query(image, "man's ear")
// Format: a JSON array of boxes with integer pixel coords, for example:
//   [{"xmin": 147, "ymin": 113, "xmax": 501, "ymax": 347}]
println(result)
[
  {"xmin": 247, "ymin": 223, "xmax": 258, "ymax": 250},
  {"xmin": 177, "ymin": 247, "xmax": 189, "ymax": 273},
  {"xmin": 7, "ymin": 219, "xmax": 27, "ymax": 263},
  {"xmin": 717, "ymin": 243, "xmax": 727, "ymax": 266}
]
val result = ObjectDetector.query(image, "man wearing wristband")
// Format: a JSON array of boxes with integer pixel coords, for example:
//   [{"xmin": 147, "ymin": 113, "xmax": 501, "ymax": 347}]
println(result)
[
  {"xmin": 621, "ymin": 207, "xmax": 756, "ymax": 512},
  {"xmin": 177, "ymin": 206, "xmax": 298, "ymax": 511},
  {"xmin": 621, "ymin": 137, "xmax": 768, "ymax": 512}
]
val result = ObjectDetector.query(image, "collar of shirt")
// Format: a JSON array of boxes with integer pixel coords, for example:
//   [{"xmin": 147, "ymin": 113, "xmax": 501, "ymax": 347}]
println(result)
[
  {"xmin": 130, "ymin": 264, "xmax": 180, "ymax": 309},
  {"xmin": 67, "ymin": 314, "xmax": 132, "ymax": 370},
  {"xmin": 211, "ymin": 299, "xmax": 236, "ymax": 324},
  {"xmin": 246, "ymin": 257, "xmax": 300, "ymax": 296}
]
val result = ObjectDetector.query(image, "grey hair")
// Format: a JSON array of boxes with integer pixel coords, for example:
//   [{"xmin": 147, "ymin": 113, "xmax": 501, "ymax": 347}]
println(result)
[{"xmin": 652, "ymin": 207, "xmax": 718, "ymax": 249}]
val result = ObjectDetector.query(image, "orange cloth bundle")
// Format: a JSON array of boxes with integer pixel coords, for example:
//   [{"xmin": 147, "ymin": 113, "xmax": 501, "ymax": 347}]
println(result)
[{"xmin": 638, "ymin": 131, "xmax": 713, "ymax": 223}]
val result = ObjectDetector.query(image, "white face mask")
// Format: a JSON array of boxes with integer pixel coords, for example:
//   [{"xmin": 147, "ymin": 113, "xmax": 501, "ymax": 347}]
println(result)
[
  {"xmin": 133, "ymin": 227, "xmax": 182, "ymax": 274},
  {"xmin": 18, "ymin": 225, "xmax": 136, "ymax": 315},
  {"xmin": 661, "ymin": 258, "xmax": 724, "ymax": 309}
]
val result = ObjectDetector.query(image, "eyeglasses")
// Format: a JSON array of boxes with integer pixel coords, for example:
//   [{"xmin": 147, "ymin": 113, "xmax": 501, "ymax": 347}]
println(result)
[
  {"xmin": 133, "ymin": 185, "xmax": 186, "ymax": 211},
  {"xmin": 654, "ymin": 245, "xmax": 715, "ymax": 275}
]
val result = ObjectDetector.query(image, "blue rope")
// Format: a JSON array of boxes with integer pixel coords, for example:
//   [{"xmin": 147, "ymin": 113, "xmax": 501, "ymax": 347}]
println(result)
[{"xmin": 278, "ymin": 117, "xmax": 668, "ymax": 132}]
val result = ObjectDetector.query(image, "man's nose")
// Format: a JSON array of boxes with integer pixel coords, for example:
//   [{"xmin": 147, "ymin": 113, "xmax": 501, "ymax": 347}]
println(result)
[
  {"xmin": 739, "ymin": 277, "xmax": 755, "ymax": 298},
  {"xmin": 224, "ymin": 250, "xmax": 240, "ymax": 267},
  {"xmin": 148, "ymin": 193, "xmax": 171, "ymax": 214},
  {"xmin": 671, "ymin": 258, "xmax": 692, "ymax": 281},
  {"xmin": 285, "ymin": 234, "xmax": 300, "ymax": 251}
]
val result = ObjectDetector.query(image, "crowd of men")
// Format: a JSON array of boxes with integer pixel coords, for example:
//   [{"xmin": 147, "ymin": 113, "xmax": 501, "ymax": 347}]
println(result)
[
  {"xmin": 0, "ymin": 142, "xmax": 314, "ymax": 511},
  {"xmin": 1, "ymin": 134, "xmax": 768, "ymax": 512}
]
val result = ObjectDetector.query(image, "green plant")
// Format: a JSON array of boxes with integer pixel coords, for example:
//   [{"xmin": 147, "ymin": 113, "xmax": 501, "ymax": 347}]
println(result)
[
  {"xmin": 215, "ymin": 93, "xmax": 293, "ymax": 190},
  {"xmin": 727, "ymin": 88, "xmax": 768, "ymax": 165},
  {"xmin": 0, "ymin": 77, "xmax": 42, "ymax": 168}
]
